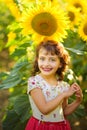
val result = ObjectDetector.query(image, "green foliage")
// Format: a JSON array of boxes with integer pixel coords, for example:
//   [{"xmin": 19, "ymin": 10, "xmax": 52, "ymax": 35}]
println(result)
[
  {"xmin": 0, "ymin": 58, "xmax": 31, "ymax": 89},
  {"xmin": 0, "ymin": 1, "xmax": 14, "ymax": 51},
  {"xmin": 64, "ymin": 30, "xmax": 87, "ymax": 80},
  {"xmin": 2, "ymin": 94, "xmax": 31, "ymax": 130}
]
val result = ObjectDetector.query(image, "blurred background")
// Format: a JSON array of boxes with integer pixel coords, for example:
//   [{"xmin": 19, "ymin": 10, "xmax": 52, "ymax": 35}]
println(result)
[{"xmin": 0, "ymin": 0, "xmax": 87, "ymax": 130}]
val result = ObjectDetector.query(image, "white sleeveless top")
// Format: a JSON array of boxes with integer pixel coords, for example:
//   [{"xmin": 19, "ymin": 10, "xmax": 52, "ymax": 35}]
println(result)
[{"xmin": 27, "ymin": 75, "xmax": 70, "ymax": 122}]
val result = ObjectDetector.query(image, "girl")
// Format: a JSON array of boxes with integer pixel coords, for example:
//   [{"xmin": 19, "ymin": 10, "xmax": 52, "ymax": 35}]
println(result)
[{"xmin": 25, "ymin": 40, "xmax": 83, "ymax": 130}]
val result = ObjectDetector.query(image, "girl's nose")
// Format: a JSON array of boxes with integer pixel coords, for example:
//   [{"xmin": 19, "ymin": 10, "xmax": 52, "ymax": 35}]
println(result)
[{"xmin": 44, "ymin": 60, "xmax": 50, "ymax": 66}]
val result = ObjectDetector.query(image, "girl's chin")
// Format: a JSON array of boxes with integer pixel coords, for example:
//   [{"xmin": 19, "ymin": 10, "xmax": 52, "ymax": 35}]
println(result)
[{"xmin": 41, "ymin": 70, "xmax": 53, "ymax": 75}]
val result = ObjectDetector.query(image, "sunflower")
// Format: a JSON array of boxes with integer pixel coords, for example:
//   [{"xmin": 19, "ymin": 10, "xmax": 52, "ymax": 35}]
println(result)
[
  {"xmin": 66, "ymin": 6, "xmax": 81, "ymax": 30},
  {"xmin": 78, "ymin": 17, "xmax": 87, "ymax": 41},
  {"xmin": 7, "ymin": 32, "xmax": 16, "ymax": 42},
  {"xmin": 66, "ymin": 0, "xmax": 87, "ymax": 15},
  {"xmin": 4, "ymin": 0, "xmax": 21, "ymax": 21},
  {"xmin": 4, "ymin": 0, "xmax": 13, "ymax": 4},
  {"xmin": 20, "ymin": 2, "xmax": 69, "ymax": 44},
  {"xmin": 9, "ymin": 45, "xmax": 17, "ymax": 54}
]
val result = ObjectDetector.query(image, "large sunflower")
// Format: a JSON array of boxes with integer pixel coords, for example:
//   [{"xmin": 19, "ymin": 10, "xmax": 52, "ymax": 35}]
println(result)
[
  {"xmin": 78, "ymin": 17, "xmax": 87, "ymax": 41},
  {"xmin": 66, "ymin": 6, "xmax": 81, "ymax": 30},
  {"xmin": 66, "ymin": 0, "xmax": 87, "ymax": 15},
  {"xmin": 20, "ymin": 2, "xmax": 69, "ymax": 43}
]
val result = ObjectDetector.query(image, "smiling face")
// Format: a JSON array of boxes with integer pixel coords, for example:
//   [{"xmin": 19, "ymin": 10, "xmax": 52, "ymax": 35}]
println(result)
[
  {"xmin": 32, "ymin": 40, "xmax": 70, "ymax": 80},
  {"xmin": 38, "ymin": 47, "xmax": 60, "ymax": 77}
]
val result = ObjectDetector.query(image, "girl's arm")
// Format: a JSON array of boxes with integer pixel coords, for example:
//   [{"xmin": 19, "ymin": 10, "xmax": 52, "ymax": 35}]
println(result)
[
  {"xmin": 30, "ymin": 85, "xmax": 76, "ymax": 115},
  {"xmin": 63, "ymin": 98, "xmax": 82, "ymax": 116},
  {"xmin": 63, "ymin": 83, "xmax": 83, "ymax": 116}
]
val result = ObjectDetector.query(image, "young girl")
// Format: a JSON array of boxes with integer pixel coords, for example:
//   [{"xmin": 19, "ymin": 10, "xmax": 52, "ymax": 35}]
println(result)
[{"xmin": 25, "ymin": 40, "xmax": 83, "ymax": 130}]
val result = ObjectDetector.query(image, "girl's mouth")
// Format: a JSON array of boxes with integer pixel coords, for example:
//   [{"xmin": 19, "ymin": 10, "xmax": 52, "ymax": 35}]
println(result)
[{"xmin": 42, "ymin": 68, "xmax": 53, "ymax": 72}]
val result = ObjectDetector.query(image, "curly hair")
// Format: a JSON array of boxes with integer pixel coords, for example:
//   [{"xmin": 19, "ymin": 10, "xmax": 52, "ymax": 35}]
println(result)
[{"xmin": 31, "ymin": 40, "xmax": 70, "ymax": 80}]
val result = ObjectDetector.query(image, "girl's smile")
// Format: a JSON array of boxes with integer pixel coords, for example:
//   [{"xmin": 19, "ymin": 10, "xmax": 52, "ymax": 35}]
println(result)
[{"xmin": 41, "ymin": 67, "xmax": 52, "ymax": 72}]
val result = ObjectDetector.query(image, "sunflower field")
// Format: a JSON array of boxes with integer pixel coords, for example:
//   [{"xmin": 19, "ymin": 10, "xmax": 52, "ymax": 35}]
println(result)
[{"xmin": 0, "ymin": 0, "xmax": 87, "ymax": 130}]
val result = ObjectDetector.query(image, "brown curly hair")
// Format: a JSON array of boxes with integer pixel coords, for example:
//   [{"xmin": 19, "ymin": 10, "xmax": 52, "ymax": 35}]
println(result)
[{"xmin": 31, "ymin": 40, "xmax": 70, "ymax": 80}]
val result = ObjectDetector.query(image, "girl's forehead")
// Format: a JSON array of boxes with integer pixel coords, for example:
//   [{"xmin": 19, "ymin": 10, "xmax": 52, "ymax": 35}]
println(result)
[{"xmin": 39, "ymin": 47, "xmax": 56, "ymax": 55}]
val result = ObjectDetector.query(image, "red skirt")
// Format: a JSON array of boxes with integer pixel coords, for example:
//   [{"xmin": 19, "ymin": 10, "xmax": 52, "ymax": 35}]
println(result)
[{"xmin": 25, "ymin": 116, "xmax": 71, "ymax": 130}]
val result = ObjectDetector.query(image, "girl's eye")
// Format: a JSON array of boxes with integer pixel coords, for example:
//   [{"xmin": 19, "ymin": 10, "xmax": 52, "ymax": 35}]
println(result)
[
  {"xmin": 50, "ymin": 58, "xmax": 56, "ymax": 62},
  {"xmin": 39, "ymin": 57, "xmax": 45, "ymax": 61}
]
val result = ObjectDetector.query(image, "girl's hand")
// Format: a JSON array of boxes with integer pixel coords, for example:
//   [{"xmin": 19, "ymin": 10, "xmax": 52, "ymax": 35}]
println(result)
[
  {"xmin": 71, "ymin": 83, "xmax": 83, "ymax": 103},
  {"xmin": 64, "ymin": 84, "xmax": 76, "ymax": 98}
]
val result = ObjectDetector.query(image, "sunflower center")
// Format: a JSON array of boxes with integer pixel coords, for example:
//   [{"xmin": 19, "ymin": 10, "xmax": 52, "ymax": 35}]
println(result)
[
  {"xmin": 83, "ymin": 23, "xmax": 87, "ymax": 35},
  {"xmin": 31, "ymin": 12, "xmax": 57, "ymax": 36},
  {"xmin": 40, "ymin": 23, "xmax": 48, "ymax": 30},
  {"xmin": 68, "ymin": 11, "xmax": 75, "ymax": 21}
]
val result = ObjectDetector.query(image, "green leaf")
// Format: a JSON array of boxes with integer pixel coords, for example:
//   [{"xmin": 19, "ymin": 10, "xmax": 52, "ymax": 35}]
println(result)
[
  {"xmin": 0, "ymin": 72, "xmax": 8, "ymax": 80},
  {"xmin": 0, "ymin": 72, "xmax": 22, "ymax": 89},
  {"xmin": 11, "ymin": 48, "xmax": 26, "ymax": 57},
  {"xmin": 11, "ymin": 58, "xmax": 29, "ymax": 73},
  {"xmin": 0, "ymin": 58, "xmax": 31, "ymax": 89},
  {"xmin": 14, "ymin": 94, "xmax": 31, "ymax": 122},
  {"xmin": 2, "ymin": 110, "xmax": 27, "ymax": 130},
  {"xmin": 66, "ymin": 47, "xmax": 87, "ymax": 55}
]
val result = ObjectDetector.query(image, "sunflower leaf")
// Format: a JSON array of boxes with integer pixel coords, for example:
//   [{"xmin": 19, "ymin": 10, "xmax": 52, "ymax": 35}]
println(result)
[
  {"xmin": 14, "ymin": 94, "xmax": 31, "ymax": 122},
  {"xmin": 66, "ymin": 47, "xmax": 87, "ymax": 55}
]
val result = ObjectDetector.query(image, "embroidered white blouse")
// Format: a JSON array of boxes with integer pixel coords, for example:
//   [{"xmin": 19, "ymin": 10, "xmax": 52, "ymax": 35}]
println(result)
[{"xmin": 27, "ymin": 74, "xmax": 70, "ymax": 122}]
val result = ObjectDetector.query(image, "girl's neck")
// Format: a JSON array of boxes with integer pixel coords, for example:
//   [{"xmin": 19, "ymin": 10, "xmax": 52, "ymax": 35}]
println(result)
[
  {"xmin": 39, "ymin": 73, "xmax": 58, "ymax": 87},
  {"xmin": 40, "ymin": 73, "xmax": 56, "ymax": 79}
]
